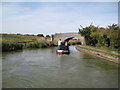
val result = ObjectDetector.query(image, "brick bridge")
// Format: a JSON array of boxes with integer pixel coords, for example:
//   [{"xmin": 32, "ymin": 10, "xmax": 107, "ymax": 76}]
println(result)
[{"xmin": 51, "ymin": 33, "xmax": 85, "ymax": 44}]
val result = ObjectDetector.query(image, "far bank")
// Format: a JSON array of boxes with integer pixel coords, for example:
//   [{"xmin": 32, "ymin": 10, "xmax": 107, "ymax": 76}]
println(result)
[{"xmin": 1, "ymin": 34, "xmax": 81, "ymax": 52}]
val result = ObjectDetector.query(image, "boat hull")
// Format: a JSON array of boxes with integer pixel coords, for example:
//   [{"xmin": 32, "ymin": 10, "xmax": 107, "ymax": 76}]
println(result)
[{"xmin": 56, "ymin": 50, "xmax": 70, "ymax": 54}]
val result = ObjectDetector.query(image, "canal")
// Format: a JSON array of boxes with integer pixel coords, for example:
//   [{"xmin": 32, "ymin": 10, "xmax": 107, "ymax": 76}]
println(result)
[{"xmin": 2, "ymin": 46, "xmax": 118, "ymax": 88}]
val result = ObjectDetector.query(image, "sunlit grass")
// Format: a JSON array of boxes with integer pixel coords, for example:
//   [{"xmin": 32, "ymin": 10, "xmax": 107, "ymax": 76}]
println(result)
[
  {"xmin": 78, "ymin": 45, "xmax": 120, "ymax": 58},
  {"xmin": 2, "ymin": 34, "xmax": 57, "ymax": 52}
]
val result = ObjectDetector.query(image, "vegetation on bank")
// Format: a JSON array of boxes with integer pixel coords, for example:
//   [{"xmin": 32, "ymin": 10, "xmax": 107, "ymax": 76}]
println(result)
[
  {"xmin": 1, "ymin": 34, "xmax": 57, "ymax": 52},
  {"xmin": 77, "ymin": 45, "xmax": 120, "ymax": 63},
  {"xmin": 78, "ymin": 45, "xmax": 120, "ymax": 58},
  {"xmin": 69, "ymin": 40, "xmax": 81, "ymax": 45},
  {"xmin": 1, "ymin": 33, "xmax": 82, "ymax": 52},
  {"xmin": 77, "ymin": 24, "xmax": 120, "ymax": 63},
  {"xmin": 78, "ymin": 24, "xmax": 120, "ymax": 50}
]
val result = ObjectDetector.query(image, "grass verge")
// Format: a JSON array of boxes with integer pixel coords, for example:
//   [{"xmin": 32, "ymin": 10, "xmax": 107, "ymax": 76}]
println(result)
[{"xmin": 76, "ymin": 45, "xmax": 120, "ymax": 63}]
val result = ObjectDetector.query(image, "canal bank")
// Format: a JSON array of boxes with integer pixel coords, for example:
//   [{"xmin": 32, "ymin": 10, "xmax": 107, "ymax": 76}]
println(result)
[{"xmin": 76, "ymin": 45, "xmax": 120, "ymax": 63}]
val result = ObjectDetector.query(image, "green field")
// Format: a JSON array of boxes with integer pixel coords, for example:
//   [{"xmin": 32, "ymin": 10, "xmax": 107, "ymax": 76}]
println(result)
[{"xmin": 1, "ymin": 34, "xmax": 57, "ymax": 52}]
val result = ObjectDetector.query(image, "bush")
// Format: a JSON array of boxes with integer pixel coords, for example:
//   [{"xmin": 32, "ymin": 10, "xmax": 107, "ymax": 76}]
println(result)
[
  {"xmin": 46, "ymin": 35, "xmax": 50, "ymax": 38},
  {"xmin": 69, "ymin": 41, "xmax": 81, "ymax": 45},
  {"xmin": 78, "ymin": 24, "xmax": 120, "ymax": 49},
  {"xmin": 37, "ymin": 34, "xmax": 44, "ymax": 37},
  {"xmin": 2, "ymin": 42, "xmax": 23, "ymax": 51}
]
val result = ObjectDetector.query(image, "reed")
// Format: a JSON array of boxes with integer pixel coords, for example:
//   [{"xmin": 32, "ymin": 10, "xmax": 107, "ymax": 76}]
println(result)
[{"xmin": 2, "ymin": 34, "xmax": 57, "ymax": 52}]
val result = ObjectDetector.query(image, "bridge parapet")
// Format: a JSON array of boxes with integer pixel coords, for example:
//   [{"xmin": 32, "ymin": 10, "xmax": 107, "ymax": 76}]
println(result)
[{"xmin": 51, "ymin": 33, "xmax": 85, "ymax": 44}]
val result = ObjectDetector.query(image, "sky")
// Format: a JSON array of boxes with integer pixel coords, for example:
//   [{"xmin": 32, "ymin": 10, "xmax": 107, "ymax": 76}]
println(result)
[{"xmin": 1, "ymin": 1, "xmax": 118, "ymax": 35}]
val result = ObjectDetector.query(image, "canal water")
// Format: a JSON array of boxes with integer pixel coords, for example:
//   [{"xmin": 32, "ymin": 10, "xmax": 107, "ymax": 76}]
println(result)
[{"xmin": 2, "ymin": 46, "xmax": 118, "ymax": 88}]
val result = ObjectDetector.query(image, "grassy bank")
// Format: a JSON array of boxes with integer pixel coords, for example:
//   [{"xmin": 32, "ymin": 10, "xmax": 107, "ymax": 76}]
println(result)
[
  {"xmin": 76, "ymin": 45, "xmax": 120, "ymax": 63},
  {"xmin": 1, "ymin": 34, "xmax": 57, "ymax": 52},
  {"xmin": 69, "ymin": 40, "xmax": 81, "ymax": 45}
]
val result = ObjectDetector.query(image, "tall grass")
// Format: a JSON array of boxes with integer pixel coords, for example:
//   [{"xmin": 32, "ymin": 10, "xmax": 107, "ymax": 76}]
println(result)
[
  {"xmin": 23, "ymin": 41, "xmax": 57, "ymax": 48},
  {"xmin": 2, "ymin": 40, "xmax": 57, "ymax": 52},
  {"xmin": 2, "ymin": 34, "xmax": 57, "ymax": 52},
  {"xmin": 2, "ymin": 42, "xmax": 23, "ymax": 51}
]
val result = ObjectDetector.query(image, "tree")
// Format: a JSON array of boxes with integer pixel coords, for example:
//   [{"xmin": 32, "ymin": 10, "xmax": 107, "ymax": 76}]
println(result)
[
  {"xmin": 46, "ymin": 35, "xmax": 50, "ymax": 38},
  {"xmin": 78, "ymin": 24, "xmax": 120, "ymax": 49},
  {"xmin": 37, "ymin": 34, "xmax": 44, "ymax": 37}
]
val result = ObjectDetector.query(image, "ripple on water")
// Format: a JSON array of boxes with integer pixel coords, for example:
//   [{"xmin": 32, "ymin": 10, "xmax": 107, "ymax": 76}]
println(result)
[{"xmin": 2, "ymin": 46, "xmax": 118, "ymax": 88}]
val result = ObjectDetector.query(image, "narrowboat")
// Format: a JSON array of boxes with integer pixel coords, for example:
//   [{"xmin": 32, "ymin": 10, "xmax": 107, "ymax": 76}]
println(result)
[{"xmin": 56, "ymin": 37, "xmax": 74, "ymax": 54}]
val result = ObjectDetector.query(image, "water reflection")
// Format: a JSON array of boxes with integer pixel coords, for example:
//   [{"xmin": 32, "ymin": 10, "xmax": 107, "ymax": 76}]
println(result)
[
  {"xmin": 2, "ymin": 46, "xmax": 118, "ymax": 88},
  {"xmin": 82, "ymin": 53, "xmax": 118, "ymax": 70}
]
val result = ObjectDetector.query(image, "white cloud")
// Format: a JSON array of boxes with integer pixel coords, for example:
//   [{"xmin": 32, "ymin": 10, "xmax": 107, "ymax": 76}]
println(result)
[{"xmin": 2, "ymin": 2, "xmax": 118, "ymax": 35}]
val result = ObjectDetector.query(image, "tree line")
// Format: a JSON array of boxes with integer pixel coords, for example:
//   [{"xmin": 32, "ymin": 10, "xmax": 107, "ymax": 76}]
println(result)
[{"xmin": 78, "ymin": 24, "xmax": 120, "ymax": 49}]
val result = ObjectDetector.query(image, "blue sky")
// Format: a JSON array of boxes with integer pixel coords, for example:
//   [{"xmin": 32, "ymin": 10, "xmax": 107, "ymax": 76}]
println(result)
[{"xmin": 1, "ymin": 2, "xmax": 118, "ymax": 35}]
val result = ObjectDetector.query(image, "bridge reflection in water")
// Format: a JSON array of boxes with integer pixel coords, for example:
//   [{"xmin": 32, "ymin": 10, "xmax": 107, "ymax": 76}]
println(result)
[{"xmin": 2, "ymin": 46, "xmax": 118, "ymax": 88}]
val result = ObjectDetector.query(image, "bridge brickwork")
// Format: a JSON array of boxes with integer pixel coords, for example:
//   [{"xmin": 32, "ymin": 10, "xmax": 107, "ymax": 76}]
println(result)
[{"xmin": 51, "ymin": 33, "xmax": 85, "ymax": 44}]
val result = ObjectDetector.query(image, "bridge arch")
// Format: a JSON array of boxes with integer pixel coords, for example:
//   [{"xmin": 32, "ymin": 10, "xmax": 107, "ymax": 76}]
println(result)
[{"xmin": 51, "ymin": 33, "xmax": 85, "ymax": 44}]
